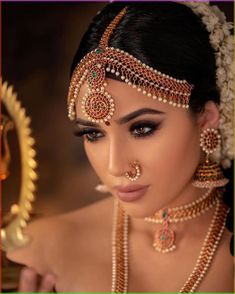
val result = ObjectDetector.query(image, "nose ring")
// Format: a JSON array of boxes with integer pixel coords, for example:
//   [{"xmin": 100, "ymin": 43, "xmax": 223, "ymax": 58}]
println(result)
[{"xmin": 125, "ymin": 161, "xmax": 141, "ymax": 181}]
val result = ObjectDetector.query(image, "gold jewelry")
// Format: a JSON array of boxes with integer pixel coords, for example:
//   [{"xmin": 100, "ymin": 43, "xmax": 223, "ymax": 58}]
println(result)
[
  {"xmin": 144, "ymin": 188, "xmax": 219, "ymax": 253},
  {"xmin": 124, "ymin": 160, "xmax": 141, "ymax": 181},
  {"xmin": 111, "ymin": 198, "xmax": 129, "ymax": 293},
  {"xmin": 67, "ymin": 7, "xmax": 194, "ymax": 123},
  {"xmin": 111, "ymin": 190, "xmax": 229, "ymax": 293},
  {"xmin": 192, "ymin": 128, "xmax": 229, "ymax": 188}
]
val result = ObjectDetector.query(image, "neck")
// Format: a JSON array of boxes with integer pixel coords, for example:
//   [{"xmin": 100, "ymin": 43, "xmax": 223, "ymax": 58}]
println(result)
[
  {"xmin": 162, "ymin": 184, "xmax": 209, "ymax": 209},
  {"xmin": 129, "ymin": 184, "xmax": 217, "ymax": 241}
]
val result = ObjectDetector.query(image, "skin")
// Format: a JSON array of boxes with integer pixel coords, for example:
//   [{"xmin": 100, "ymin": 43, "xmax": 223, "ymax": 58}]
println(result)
[
  {"xmin": 18, "ymin": 267, "xmax": 56, "ymax": 292},
  {"xmin": 77, "ymin": 78, "xmax": 211, "ymax": 218},
  {"xmin": 6, "ymin": 78, "xmax": 234, "ymax": 292}
]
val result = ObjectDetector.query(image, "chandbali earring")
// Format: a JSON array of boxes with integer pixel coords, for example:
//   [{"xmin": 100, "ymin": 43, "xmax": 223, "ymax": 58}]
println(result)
[
  {"xmin": 192, "ymin": 128, "xmax": 229, "ymax": 188},
  {"xmin": 125, "ymin": 161, "xmax": 141, "ymax": 181}
]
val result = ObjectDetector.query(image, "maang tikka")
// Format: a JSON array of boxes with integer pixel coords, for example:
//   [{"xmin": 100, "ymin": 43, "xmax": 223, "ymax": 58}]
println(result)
[{"xmin": 67, "ymin": 7, "xmax": 194, "ymax": 125}]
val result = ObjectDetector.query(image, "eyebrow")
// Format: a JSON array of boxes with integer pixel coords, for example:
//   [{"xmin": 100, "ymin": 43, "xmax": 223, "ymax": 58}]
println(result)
[
  {"xmin": 75, "ymin": 108, "xmax": 165, "ymax": 127},
  {"xmin": 117, "ymin": 108, "xmax": 165, "ymax": 124}
]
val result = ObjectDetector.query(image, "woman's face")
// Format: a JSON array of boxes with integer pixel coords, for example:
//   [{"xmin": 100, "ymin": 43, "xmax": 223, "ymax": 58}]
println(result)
[{"xmin": 75, "ymin": 78, "xmax": 204, "ymax": 217}]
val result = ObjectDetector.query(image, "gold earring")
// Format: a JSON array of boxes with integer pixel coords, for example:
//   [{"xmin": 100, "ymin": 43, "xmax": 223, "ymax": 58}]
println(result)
[
  {"xmin": 125, "ymin": 161, "xmax": 141, "ymax": 181},
  {"xmin": 192, "ymin": 128, "xmax": 229, "ymax": 188}
]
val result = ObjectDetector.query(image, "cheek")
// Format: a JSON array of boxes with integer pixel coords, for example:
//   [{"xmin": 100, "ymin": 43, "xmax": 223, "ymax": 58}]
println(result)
[
  {"xmin": 84, "ymin": 143, "xmax": 98, "ymax": 170},
  {"xmin": 146, "ymin": 121, "xmax": 200, "ymax": 190},
  {"xmin": 84, "ymin": 142, "xmax": 106, "ymax": 178}
]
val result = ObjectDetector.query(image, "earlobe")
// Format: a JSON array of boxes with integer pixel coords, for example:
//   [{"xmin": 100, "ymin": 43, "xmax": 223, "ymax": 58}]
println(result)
[{"xmin": 197, "ymin": 101, "xmax": 220, "ymax": 130}]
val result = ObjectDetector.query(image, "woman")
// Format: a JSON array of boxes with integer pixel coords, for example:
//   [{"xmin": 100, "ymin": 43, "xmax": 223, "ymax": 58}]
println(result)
[{"xmin": 6, "ymin": 2, "xmax": 234, "ymax": 292}]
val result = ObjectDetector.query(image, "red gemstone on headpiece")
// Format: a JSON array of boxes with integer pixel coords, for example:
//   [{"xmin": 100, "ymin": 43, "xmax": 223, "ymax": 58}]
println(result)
[{"xmin": 84, "ymin": 92, "xmax": 111, "ymax": 121}]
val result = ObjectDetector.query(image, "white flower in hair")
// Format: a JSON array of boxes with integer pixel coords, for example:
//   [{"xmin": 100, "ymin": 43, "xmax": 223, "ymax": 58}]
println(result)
[
  {"xmin": 210, "ymin": 5, "xmax": 226, "ymax": 23},
  {"xmin": 182, "ymin": 2, "xmax": 234, "ymax": 169}
]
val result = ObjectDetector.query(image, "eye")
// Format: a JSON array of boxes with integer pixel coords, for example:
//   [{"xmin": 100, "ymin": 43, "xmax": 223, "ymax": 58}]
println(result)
[
  {"xmin": 73, "ymin": 129, "xmax": 104, "ymax": 142},
  {"xmin": 130, "ymin": 121, "xmax": 161, "ymax": 138},
  {"xmin": 132, "ymin": 126, "xmax": 152, "ymax": 136}
]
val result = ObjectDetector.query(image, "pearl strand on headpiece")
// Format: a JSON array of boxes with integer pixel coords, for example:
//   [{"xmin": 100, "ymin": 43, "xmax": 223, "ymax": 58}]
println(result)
[
  {"xmin": 104, "ymin": 47, "xmax": 191, "ymax": 109},
  {"xmin": 104, "ymin": 47, "xmax": 192, "ymax": 109}
]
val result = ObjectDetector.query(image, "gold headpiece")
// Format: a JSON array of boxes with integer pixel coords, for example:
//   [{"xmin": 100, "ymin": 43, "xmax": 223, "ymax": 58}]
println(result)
[{"xmin": 67, "ymin": 7, "xmax": 194, "ymax": 124}]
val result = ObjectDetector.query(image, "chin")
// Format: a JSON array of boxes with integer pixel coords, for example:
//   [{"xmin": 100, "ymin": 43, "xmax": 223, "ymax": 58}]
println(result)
[{"xmin": 118, "ymin": 199, "xmax": 163, "ymax": 219}]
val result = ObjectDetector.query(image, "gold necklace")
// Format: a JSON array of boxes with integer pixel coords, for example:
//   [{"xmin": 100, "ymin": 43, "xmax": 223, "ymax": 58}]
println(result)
[
  {"xmin": 111, "ymin": 189, "xmax": 229, "ymax": 293},
  {"xmin": 144, "ymin": 188, "xmax": 218, "ymax": 253}
]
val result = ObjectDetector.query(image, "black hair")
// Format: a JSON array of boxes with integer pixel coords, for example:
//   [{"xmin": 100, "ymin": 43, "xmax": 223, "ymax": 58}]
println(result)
[
  {"xmin": 70, "ymin": 1, "xmax": 233, "ymax": 255},
  {"xmin": 71, "ymin": 2, "xmax": 221, "ymax": 115}
]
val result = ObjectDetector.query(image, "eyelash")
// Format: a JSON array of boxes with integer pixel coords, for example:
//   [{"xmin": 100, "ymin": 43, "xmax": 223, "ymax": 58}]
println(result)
[{"xmin": 73, "ymin": 121, "xmax": 161, "ymax": 143}]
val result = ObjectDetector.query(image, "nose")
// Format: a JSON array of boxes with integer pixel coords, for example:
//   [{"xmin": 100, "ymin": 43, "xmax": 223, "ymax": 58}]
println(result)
[{"xmin": 107, "ymin": 137, "xmax": 128, "ymax": 177}]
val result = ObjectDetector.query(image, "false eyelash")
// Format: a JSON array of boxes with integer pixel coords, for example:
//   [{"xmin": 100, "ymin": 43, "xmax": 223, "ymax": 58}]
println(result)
[
  {"xmin": 73, "ymin": 129, "xmax": 94, "ymax": 137},
  {"xmin": 130, "ymin": 121, "xmax": 161, "ymax": 138},
  {"xmin": 73, "ymin": 128, "xmax": 103, "ymax": 142}
]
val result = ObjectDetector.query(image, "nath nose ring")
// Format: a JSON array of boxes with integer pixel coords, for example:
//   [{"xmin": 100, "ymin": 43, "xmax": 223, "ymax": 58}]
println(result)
[{"xmin": 125, "ymin": 161, "xmax": 141, "ymax": 181}]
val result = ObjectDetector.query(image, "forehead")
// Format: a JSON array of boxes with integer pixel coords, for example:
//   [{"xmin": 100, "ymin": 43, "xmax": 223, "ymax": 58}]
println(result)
[{"xmin": 75, "ymin": 78, "xmax": 179, "ymax": 120}]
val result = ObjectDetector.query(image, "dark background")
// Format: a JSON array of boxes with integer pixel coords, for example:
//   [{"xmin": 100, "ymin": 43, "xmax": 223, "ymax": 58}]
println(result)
[{"xmin": 2, "ymin": 1, "xmax": 234, "ymax": 217}]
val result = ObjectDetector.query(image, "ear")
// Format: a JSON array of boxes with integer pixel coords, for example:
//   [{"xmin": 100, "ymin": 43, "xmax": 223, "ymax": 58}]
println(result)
[{"xmin": 196, "ymin": 101, "xmax": 220, "ymax": 130}]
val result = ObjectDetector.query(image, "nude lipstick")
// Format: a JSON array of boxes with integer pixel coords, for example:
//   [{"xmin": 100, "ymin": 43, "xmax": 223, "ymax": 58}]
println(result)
[{"xmin": 113, "ymin": 184, "xmax": 149, "ymax": 202}]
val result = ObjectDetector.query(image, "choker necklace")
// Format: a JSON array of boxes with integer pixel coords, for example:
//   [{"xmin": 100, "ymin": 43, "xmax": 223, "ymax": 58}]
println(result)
[
  {"xmin": 111, "ymin": 188, "xmax": 229, "ymax": 293},
  {"xmin": 144, "ymin": 188, "xmax": 218, "ymax": 253}
]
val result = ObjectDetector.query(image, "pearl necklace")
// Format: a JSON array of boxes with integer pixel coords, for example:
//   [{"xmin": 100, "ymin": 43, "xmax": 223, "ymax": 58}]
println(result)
[
  {"xmin": 144, "ymin": 188, "xmax": 218, "ymax": 253},
  {"xmin": 111, "ymin": 189, "xmax": 229, "ymax": 293}
]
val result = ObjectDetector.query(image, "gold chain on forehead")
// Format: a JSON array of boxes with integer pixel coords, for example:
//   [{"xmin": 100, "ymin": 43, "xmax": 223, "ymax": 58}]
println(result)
[
  {"xmin": 99, "ymin": 7, "xmax": 128, "ymax": 49},
  {"xmin": 67, "ymin": 7, "xmax": 194, "ymax": 124}
]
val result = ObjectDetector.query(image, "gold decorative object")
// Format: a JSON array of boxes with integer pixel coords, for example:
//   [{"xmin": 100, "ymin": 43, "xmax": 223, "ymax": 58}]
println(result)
[
  {"xmin": 1, "ymin": 114, "xmax": 14, "ymax": 180},
  {"xmin": 1, "ymin": 80, "xmax": 38, "ymax": 252}
]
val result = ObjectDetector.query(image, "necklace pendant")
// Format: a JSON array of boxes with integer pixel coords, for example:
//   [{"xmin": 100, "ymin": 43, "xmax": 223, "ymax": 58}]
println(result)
[
  {"xmin": 153, "ymin": 210, "xmax": 176, "ymax": 253},
  {"xmin": 153, "ymin": 226, "xmax": 176, "ymax": 253}
]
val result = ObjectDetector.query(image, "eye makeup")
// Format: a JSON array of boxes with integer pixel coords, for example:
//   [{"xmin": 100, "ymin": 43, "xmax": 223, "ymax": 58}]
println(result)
[
  {"xmin": 129, "ymin": 120, "xmax": 162, "ymax": 139},
  {"xmin": 74, "ymin": 119, "xmax": 163, "ymax": 143},
  {"xmin": 73, "ymin": 128, "xmax": 103, "ymax": 142}
]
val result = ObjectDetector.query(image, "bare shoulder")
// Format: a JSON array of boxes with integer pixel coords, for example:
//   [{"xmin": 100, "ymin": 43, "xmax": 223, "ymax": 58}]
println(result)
[{"xmin": 6, "ymin": 196, "xmax": 114, "ymax": 276}]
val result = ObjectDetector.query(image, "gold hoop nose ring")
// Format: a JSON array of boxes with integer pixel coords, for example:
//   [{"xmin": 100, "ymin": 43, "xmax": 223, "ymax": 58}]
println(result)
[{"xmin": 125, "ymin": 161, "xmax": 141, "ymax": 181}]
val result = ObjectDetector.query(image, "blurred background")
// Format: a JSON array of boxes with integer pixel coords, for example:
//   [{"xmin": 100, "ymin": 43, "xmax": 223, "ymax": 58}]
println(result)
[{"xmin": 2, "ymin": 2, "xmax": 108, "ymax": 218}]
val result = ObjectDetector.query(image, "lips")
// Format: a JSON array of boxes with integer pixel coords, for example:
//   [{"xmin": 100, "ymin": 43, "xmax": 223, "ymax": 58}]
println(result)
[{"xmin": 113, "ymin": 184, "xmax": 149, "ymax": 202}]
